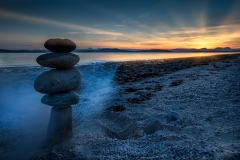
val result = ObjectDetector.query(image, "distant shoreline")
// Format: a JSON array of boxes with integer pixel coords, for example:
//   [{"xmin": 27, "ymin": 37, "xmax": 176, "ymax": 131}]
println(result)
[{"xmin": 1, "ymin": 48, "xmax": 240, "ymax": 53}]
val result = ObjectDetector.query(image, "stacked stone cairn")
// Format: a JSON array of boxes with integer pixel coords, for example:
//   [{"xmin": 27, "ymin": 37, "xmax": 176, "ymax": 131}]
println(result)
[{"xmin": 34, "ymin": 38, "xmax": 81, "ymax": 145}]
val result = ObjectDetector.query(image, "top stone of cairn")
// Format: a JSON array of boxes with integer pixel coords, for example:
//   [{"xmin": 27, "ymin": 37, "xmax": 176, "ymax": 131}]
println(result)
[{"xmin": 44, "ymin": 38, "xmax": 76, "ymax": 53}]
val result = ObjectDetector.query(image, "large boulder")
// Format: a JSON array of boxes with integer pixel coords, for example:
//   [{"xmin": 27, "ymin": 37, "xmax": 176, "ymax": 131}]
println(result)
[
  {"xmin": 34, "ymin": 67, "xmax": 81, "ymax": 94},
  {"xmin": 44, "ymin": 38, "xmax": 76, "ymax": 53},
  {"xmin": 36, "ymin": 53, "xmax": 80, "ymax": 69},
  {"xmin": 41, "ymin": 91, "xmax": 80, "ymax": 108}
]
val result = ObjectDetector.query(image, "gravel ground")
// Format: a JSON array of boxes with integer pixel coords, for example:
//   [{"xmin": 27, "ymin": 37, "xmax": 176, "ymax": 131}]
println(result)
[{"xmin": 0, "ymin": 54, "xmax": 240, "ymax": 160}]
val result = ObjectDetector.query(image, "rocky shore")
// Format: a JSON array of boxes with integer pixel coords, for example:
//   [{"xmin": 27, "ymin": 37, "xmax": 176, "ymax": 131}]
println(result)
[{"xmin": 0, "ymin": 53, "xmax": 240, "ymax": 159}]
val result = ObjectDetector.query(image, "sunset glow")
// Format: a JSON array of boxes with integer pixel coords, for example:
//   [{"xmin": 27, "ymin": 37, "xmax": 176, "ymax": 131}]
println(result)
[{"xmin": 0, "ymin": 0, "xmax": 239, "ymax": 50}]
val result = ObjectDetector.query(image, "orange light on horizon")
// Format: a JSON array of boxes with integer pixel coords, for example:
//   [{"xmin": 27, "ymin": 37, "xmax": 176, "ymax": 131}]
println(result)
[{"xmin": 0, "ymin": 9, "xmax": 239, "ymax": 50}]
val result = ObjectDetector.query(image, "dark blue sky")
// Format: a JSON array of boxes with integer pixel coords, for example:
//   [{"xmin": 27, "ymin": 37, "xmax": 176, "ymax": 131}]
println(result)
[{"xmin": 0, "ymin": 0, "xmax": 239, "ymax": 49}]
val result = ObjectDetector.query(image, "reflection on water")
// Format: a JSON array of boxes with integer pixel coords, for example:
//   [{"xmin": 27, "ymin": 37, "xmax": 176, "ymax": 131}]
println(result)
[
  {"xmin": 0, "ymin": 52, "xmax": 237, "ymax": 67},
  {"xmin": 78, "ymin": 52, "xmax": 215, "ymax": 62}
]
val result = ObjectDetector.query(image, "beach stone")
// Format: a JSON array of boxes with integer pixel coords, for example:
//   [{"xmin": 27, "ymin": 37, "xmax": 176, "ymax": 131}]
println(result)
[
  {"xmin": 223, "ymin": 152, "xmax": 240, "ymax": 160},
  {"xmin": 41, "ymin": 92, "xmax": 80, "ymax": 108},
  {"xmin": 34, "ymin": 67, "xmax": 81, "ymax": 94},
  {"xmin": 44, "ymin": 38, "xmax": 76, "ymax": 53},
  {"xmin": 36, "ymin": 53, "xmax": 80, "ymax": 69},
  {"xmin": 135, "ymin": 90, "xmax": 148, "ymax": 96},
  {"xmin": 167, "ymin": 112, "xmax": 179, "ymax": 121},
  {"xmin": 143, "ymin": 120, "xmax": 163, "ymax": 134}
]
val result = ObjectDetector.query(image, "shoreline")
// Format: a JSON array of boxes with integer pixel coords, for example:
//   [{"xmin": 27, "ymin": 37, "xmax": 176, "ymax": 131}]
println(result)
[
  {"xmin": 0, "ymin": 52, "xmax": 239, "ymax": 69},
  {"xmin": 0, "ymin": 53, "xmax": 240, "ymax": 159}
]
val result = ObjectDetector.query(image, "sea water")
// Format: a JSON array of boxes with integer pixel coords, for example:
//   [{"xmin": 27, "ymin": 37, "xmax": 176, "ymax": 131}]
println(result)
[{"xmin": 0, "ymin": 52, "xmax": 237, "ymax": 67}]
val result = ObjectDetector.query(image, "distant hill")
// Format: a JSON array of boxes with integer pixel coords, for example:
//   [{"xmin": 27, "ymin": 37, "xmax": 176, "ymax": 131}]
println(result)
[
  {"xmin": 0, "ymin": 49, "xmax": 47, "ymax": 53},
  {"xmin": 0, "ymin": 48, "xmax": 171, "ymax": 53},
  {"xmin": 75, "ymin": 48, "xmax": 172, "ymax": 52},
  {"xmin": 1, "ymin": 47, "xmax": 240, "ymax": 53},
  {"xmin": 172, "ymin": 47, "xmax": 240, "ymax": 52}
]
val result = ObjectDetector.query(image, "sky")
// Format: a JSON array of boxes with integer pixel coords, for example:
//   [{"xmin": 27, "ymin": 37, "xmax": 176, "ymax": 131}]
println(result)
[{"xmin": 0, "ymin": 0, "xmax": 239, "ymax": 50}]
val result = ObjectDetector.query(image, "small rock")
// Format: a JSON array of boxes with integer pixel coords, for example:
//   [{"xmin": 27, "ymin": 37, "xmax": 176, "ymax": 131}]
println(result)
[
  {"xmin": 223, "ymin": 152, "xmax": 240, "ymax": 160},
  {"xmin": 41, "ymin": 91, "xmax": 80, "ymax": 108},
  {"xmin": 135, "ymin": 90, "xmax": 148, "ymax": 96},
  {"xmin": 170, "ymin": 80, "xmax": 184, "ymax": 86},
  {"xmin": 125, "ymin": 87, "xmax": 139, "ymax": 92},
  {"xmin": 36, "ymin": 53, "xmax": 80, "ymax": 69},
  {"xmin": 167, "ymin": 112, "xmax": 179, "ymax": 121},
  {"xmin": 143, "ymin": 120, "xmax": 163, "ymax": 134},
  {"xmin": 106, "ymin": 105, "xmax": 126, "ymax": 112},
  {"xmin": 44, "ymin": 38, "xmax": 76, "ymax": 53},
  {"xmin": 34, "ymin": 67, "xmax": 81, "ymax": 94}
]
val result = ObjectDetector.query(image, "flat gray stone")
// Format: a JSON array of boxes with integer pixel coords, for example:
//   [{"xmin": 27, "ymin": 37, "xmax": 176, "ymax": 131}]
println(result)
[
  {"xmin": 143, "ymin": 120, "xmax": 163, "ymax": 134},
  {"xmin": 36, "ymin": 53, "xmax": 80, "ymax": 69},
  {"xmin": 41, "ymin": 92, "xmax": 79, "ymax": 108},
  {"xmin": 34, "ymin": 67, "xmax": 81, "ymax": 94},
  {"xmin": 44, "ymin": 38, "xmax": 76, "ymax": 53}
]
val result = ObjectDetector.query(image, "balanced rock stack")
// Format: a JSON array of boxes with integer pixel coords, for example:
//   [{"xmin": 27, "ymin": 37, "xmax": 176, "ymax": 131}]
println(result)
[
  {"xmin": 36, "ymin": 39, "xmax": 80, "ymax": 69},
  {"xmin": 33, "ymin": 38, "xmax": 81, "ymax": 145}
]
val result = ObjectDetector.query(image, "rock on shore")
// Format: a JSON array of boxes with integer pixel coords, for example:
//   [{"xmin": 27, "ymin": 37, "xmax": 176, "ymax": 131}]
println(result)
[
  {"xmin": 34, "ymin": 67, "xmax": 81, "ymax": 94},
  {"xmin": 36, "ymin": 53, "xmax": 80, "ymax": 69},
  {"xmin": 44, "ymin": 38, "xmax": 76, "ymax": 53},
  {"xmin": 41, "ymin": 92, "xmax": 80, "ymax": 108}
]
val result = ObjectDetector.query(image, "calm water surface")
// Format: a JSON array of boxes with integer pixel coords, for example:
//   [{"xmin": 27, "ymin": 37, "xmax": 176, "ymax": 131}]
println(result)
[{"xmin": 0, "ymin": 52, "xmax": 237, "ymax": 67}]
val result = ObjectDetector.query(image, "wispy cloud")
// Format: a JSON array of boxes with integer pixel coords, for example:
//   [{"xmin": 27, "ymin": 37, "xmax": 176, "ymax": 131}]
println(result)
[
  {"xmin": 138, "ymin": 12, "xmax": 151, "ymax": 18},
  {"xmin": 21, "ymin": 44, "xmax": 34, "ymax": 46},
  {"xmin": 68, "ymin": 32, "xmax": 83, "ymax": 34},
  {"xmin": 147, "ymin": 21, "xmax": 162, "ymax": 28},
  {"xmin": 0, "ymin": 9, "xmax": 123, "ymax": 36},
  {"xmin": 114, "ymin": 25, "xmax": 126, "ymax": 27}
]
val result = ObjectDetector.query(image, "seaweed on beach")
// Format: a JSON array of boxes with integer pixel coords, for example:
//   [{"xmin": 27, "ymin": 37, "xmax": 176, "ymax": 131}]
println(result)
[
  {"xmin": 127, "ymin": 93, "xmax": 153, "ymax": 103},
  {"xmin": 106, "ymin": 105, "xmax": 126, "ymax": 112},
  {"xmin": 170, "ymin": 80, "xmax": 184, "ymax": 86},
  {"xmin": 114, "ymin": 54, "xmax": 240, "ymax": 84}
]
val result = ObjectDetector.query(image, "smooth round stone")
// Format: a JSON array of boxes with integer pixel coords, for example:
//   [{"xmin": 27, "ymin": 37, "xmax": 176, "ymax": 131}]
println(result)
[
  {"xmin": 36, "ymin": 53, "xmax": 80, "ymax": 69},
  {"xmin": 34, "ymin": 67, "xmax": 81, "ymax": 94},
  {"xmin": 167, "ymin": 112, "xmax": 179, "ymax": 121},
  {"xmin": 44, "ymin": 38, "xmax": 76, "ymax": 53},
  {"xmin": 41, "ymin": 92, "xmax": 79, "ymax": 108},
  {"xmin": 143, "ymin": 120, "xmax": 163, "ymax": 134}
]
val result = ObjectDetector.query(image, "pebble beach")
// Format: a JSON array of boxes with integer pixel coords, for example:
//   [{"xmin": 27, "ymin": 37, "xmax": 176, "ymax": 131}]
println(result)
[{"xmin": 0, "ymin": 53, "xmax": 240, "ymax": 159}]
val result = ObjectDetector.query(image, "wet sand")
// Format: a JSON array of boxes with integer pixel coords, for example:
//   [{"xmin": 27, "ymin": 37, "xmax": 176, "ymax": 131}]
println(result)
[{"xmin": 0, "ymin": 53, "xmax": 240, "ymax": 159}]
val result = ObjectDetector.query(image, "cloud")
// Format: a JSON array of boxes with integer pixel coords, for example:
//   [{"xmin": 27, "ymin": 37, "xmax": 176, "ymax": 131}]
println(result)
[
  {"xmin": 138, "ymin": 12, "xmax": 151, "ymax": 18},
  {"xmin": 0, "ymin": 9, "xmax": 123, "ymax": 36},
  {"xmin": 21, "ymin": 44, "xmax": 34, "ymax": 46},
  {"xmin": 123, "ymin": 20, "xmax": 136, "ymax": 24},
  {"xmin": 68, "ymin": 32, "xmax": 83, "ymax": 34},
  {"xmin": 134, "ymin": 42, "xmax": 161, "ymax": 46},
  {"xmin": 221, "ymin": 37, "xmax": 240, "ymax": 48},
  {"xmin": 114, "ymin": 25, "xmax": 126, "ymax": 27},
  {"xmin": 147, "ymin": 21, "xmax": 162, "ymax": 28}
]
